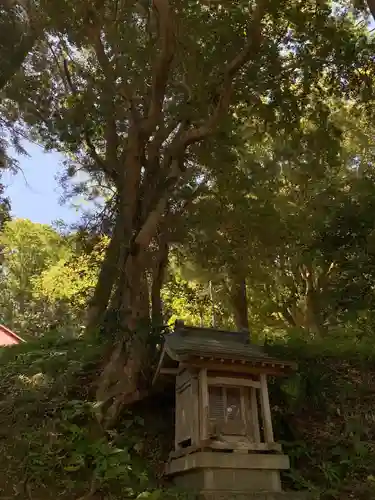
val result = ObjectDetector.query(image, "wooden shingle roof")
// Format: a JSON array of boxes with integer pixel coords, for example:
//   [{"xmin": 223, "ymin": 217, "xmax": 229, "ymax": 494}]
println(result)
[
  {"xmin": 165, "ymin": 324, "xmax": 270, "ymax": 363},
  {"xmin": 153, "ymin": 321, "xmax": 296, "ymax": 384}
]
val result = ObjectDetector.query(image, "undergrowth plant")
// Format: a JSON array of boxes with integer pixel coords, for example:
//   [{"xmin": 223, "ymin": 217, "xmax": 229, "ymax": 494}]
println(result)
[
  {"xmin": 269, "ymin": 332, "xmax": 375, "ymax": 500},
  {"xmin": 0, "ymin": 330, "xmax": 375, "ymax": 499},
  {"xmin": 0, "ymin": 336, "xmax": 179, "ymax": 500}
]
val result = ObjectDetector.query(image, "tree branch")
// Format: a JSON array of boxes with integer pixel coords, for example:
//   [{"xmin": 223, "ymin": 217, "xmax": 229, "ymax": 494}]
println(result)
[
  {"xmin": 146, "ymin": 117, "xmax": 179, "ymax": 169},
  {"xmin": 128, "ymin": 0, "xmax": 266, "ymax": 252},
  {"xmin": 46, "ymin": 39, "xmax": 69, "ymax": 93},
  {"xmin": 0, "ymin": 32, "xmax": 36, "ymax": 90},
  {"xmin": 63, "ymin": 58, "xmax": 117, "ymax": 180},
  {"xmin": 134, "ymin": 194, "xmax": 168, "ymax": 248},
  {"xmin": 0, "ymin": 0, "xmax": 40, "ymax": 91},
  {"xmin": 142, "ymin": 0, "xmax": 176, "ymax": 137},
  {"xmin": 366, "ymin": 0, "xmax": 375, "ymax": 20},
  {"xmin": 178, "ymin": 0, "xmax": 266, "ymax": 149},
  {"xmin": 117, "ymin": 0, "xmax": 266, "ymax": 268},
  {"xmin": 118, "ymin": 83, "xmax": 141, "ymax": 124},
  {"xmin": 93, "ymin": 32, "xmax": 118, "ymax": 167}
]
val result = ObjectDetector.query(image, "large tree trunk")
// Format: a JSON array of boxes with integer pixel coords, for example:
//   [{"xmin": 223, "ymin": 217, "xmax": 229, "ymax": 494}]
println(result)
[
  {"xmin": 95, "ymin": 246, "xmax": 151, "ymax": 429},
  {"xmin": 88, "ymin": 0, "xmax": 267, "ymax": 428},
  {"xmin": 94, "ymin": 180, "xmax": 163, "ymax": 428}
]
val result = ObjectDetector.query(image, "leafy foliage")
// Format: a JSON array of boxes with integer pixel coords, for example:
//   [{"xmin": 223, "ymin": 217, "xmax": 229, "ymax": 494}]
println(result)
[
  {"xmin": 177, "ymin": 95, "xmax": 375, "ymax": 337},
  {"xmin": 0, "ymin": 183, "xmax": 10, "ymax": 229},
  {"xmin": 0, "ymin": 336, "xmax": 179, "ymax": 500},
  {"xmin": 1, "ymin": 329, "xmax": 375, "ymax": 499},
  {"xmin": 4, "ymin": 0, "xmax": 374, "ymax": 333},
  {"xmin": 268, "ymin": 333, "xmax": 375, "ymax": 499},
  {"xmin": 0, "ymin": 0, "xmax": 36, "ymax": 171},
  {"xmin": 0, "ymin": 219, "xmax": 89, "ymax": 336},
  {"xmin": 2, "ymin": 1, "xmax": 375, "ymax": 497},
  {"xmin": 35, "ymin": 235, "xmax": 108, "ymax": 310}
]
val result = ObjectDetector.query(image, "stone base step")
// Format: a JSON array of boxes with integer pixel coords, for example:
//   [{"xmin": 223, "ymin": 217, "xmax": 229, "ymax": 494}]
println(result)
[{"xmin": 199, "ymin": 491, "xmax": 312, "ymax": 500}]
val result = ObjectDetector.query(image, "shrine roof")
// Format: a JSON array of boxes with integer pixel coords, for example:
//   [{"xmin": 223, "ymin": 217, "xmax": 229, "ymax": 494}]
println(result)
[
  {"xmin": 166, "ymin": 323, "xmax": 267, "ymax": 361},
  {"xmin": 158, "ymin": 320, "xmax": 296, "ymax": 370}
]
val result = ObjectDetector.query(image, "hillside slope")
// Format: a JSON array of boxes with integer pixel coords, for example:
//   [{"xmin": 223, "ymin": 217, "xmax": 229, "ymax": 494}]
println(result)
[{"xmin": 0, "ymin": 335, "xmax": 374, "ymax": 499}]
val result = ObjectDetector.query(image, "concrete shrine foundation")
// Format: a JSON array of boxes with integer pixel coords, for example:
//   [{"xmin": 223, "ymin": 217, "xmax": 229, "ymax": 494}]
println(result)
[
  {"xmin": 198, "ymin": 493, "xmax": 310, "ymax": 500},
  {"xmin": 167, "ymin": 452, "xmax": 289, "ymax": 493}
]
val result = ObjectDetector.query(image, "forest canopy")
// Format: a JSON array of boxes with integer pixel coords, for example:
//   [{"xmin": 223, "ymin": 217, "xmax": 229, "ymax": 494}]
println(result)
[{"xmin": 1, "ymin": 0, "xmax": 375, "ymax": 428}]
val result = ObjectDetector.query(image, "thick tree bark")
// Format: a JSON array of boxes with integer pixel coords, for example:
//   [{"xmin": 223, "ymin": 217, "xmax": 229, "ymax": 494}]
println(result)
[
  {"xmin": 95, "ymin": 185, "xmax": 161, "ymax": 428},
  {"xmin": 95, "ymin": 246, "xmax": 151, "ymax": 429}
]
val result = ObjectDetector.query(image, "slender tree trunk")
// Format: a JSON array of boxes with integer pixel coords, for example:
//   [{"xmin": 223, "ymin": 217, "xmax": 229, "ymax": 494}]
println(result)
[
  {"xmin": 301, "ymin": 265, "xmax": 325, "ymax": 337},
  {"xmin": 304, "ymin": 288, "xmax": 325, "ymax": 336},
  {"xmin": 86, "ymin": 209, "xmax": 122, "ymax": 332},
  {"xmin": 151, "ymin": 236, "xmax": 169, "ymax": 327},
  {"xmin": 280, "ymin": 304, "xmax": 297, "ymax": 327},
  {"xmin": 230, "ymin": 274, "xmax": 249, "ymax": 332},
  {"xmin": 209, "ymin": 280, "xmax": 216, "ymax": 328}
]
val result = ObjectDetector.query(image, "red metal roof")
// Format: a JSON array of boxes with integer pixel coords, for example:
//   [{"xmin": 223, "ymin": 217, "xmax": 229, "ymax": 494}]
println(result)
[{"xmin": 0, "ymin": 324, "xmax": 25, "ymax": 345}]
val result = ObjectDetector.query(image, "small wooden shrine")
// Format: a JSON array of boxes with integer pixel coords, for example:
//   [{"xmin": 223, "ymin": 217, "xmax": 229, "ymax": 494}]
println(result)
[{"xmin": 153, "ymin": 320, "xmax": 298, "ymax": 498}]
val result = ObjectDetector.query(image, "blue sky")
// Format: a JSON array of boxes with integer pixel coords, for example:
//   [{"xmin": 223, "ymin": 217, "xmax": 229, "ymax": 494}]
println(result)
[{"xmin": 3, "ymin": 141, "xmax": 80, "ymax": 225}]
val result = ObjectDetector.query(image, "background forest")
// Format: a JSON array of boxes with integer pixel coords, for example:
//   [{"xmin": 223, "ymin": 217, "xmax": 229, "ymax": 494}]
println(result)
[{"xmin": 1, "ymin": 0, "xmax": 375, "ymax": 499}]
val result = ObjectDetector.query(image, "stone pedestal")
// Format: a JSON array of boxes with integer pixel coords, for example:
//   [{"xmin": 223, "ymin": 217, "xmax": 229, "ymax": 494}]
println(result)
[
  {"xmin": 166, "ymin": 452, "xmax": 292, "ymax": 496},
  {"xmin": 199, "ymin": 493, "xmax": 311, "ymax": 500}
]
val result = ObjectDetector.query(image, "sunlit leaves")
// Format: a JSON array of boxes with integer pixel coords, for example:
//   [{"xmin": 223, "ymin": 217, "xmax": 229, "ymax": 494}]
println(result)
[
  {"xmin": 36, "ymin": 236, "xmax": 109, "ymax": 308},
  {"xmin": 0, "ymin": 219, "xmax": 80, "ymax": 336}
]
